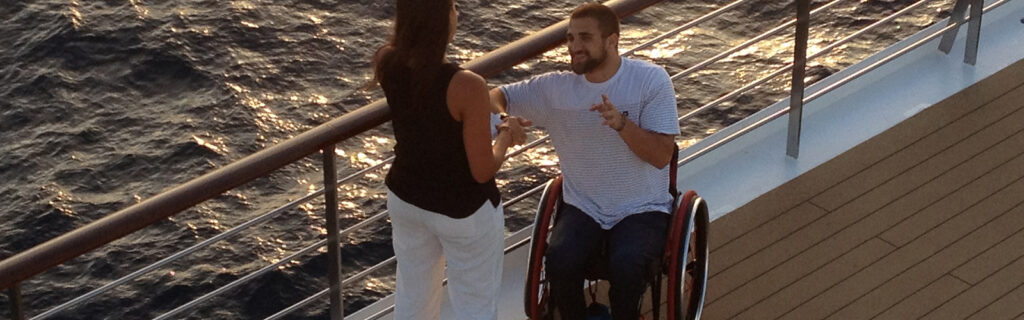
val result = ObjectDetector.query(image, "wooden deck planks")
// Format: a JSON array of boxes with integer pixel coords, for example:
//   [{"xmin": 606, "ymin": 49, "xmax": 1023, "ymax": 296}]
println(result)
[{"xmin": 696, "ymin": 60, "xmax": 1024, "ymax": 320}]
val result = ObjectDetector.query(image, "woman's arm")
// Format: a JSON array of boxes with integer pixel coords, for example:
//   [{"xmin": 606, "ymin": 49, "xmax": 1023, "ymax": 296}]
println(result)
[{"xmin": 449, "ymin": 71, "xmax": 525, "ymax": 183}]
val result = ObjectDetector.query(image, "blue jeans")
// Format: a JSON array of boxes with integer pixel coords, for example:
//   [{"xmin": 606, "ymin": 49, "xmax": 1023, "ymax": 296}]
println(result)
[{"xmin": 545, "ymin": 204, "xmax": 669, "ymax": 320}]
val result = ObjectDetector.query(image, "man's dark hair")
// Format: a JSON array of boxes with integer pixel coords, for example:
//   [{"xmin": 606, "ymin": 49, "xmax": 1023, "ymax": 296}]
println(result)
[{"xmin": 570, "ymin": 2, "xmax": 620, "ymax": 37}]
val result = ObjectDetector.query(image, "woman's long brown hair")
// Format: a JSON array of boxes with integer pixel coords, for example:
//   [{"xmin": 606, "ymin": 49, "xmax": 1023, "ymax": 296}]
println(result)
[{"xmin": 373, "ymin": 0, "xmax": 454, "ymax": 102}]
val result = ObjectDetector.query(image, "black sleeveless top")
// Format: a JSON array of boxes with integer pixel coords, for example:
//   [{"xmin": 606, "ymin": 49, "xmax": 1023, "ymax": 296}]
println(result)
[{"xmin": 380, "ymin": 60, "xmax": 501, "ymax": 219}]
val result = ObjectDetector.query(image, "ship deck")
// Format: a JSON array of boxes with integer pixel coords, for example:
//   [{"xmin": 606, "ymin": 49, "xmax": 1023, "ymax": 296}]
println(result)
[{"xmin": 702, "ymin": 57, "xmax": 1024, "ymax": 320}]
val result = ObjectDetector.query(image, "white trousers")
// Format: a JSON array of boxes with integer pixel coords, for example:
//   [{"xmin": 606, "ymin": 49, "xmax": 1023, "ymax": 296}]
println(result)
[{"xmin": 387, "ymin": 189, "xmax": 504, "ymax": 320}]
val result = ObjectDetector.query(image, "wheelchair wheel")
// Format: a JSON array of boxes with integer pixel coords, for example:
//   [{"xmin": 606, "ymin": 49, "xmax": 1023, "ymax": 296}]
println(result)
[
  {"xmin": 666, "ymin": 191, "xmax": 710, "ymax": 320},
  {"xmin": 525, "ymin": 176, "xmax": 563, "ymax": 319}
]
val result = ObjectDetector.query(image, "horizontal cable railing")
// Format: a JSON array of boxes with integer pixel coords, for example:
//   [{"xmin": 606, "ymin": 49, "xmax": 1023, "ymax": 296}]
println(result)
[
  {"xmin": 669, "ymin": 0, "xmax": 845, "ymax": 82},
  {"xmin": 672, "ymin": 0, "xmax": 845, "ymax": 125},
  {"xmin": 620, "ymin": 0, "xmax": 757, "ymax": 57},
  {"xmin": 239, "ymin": 0, "xmax": 993, "ymax": 317},
  {"xmin": 30, "ymin": 152, "xmax": 397, "ymax": 319},
  {"xmin": 689, "ymin": 0, "xmax": 952, "ymax": 127},
  {"xmin": 678, "ymin": 0, "xmax": 937, "ymax": 161},
  {"xmin": 2, "ymin": 0, "xmax": 1001, "ymax": 318},
  {"xmin": 802, "ymin": 0, "xmax": 1006, "ymax": 103},
  {"xmin": 677, "ymin": 0, "xmax": 1005, "ymax": 167},
  {"xmin": 0, "ymin": 0, "xmax": 667, "ymax": 319},
  {"xmin": 26, "ymin": 1, "xmax": 769, "ymax": 316},
  {"xmin": 266, "ymin": 177, "xmax": 556, "ymax": 319}
]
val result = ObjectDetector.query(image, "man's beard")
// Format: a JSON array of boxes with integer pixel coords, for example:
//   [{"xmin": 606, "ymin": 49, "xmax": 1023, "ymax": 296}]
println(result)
[{"xmin": 571, "ymin": 49, "xmax": 605, "ymax": 74}]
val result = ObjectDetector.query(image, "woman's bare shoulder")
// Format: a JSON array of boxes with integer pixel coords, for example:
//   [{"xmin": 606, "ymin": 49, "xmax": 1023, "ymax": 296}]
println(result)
[
  {"xmin": 450, "ymin": 69, "xmax": 486, "ymax": 89},
  {"xmin": 447, "ymin": 70, "xmax": 488, "ymax": 120},
  {"xmin": 448, "ymin": 70, "xmax": 488, "ymax": 102}
]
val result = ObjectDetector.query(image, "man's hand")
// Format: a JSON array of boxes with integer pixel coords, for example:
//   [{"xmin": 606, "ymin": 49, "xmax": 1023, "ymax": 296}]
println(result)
[
  {"xmin": 588, "ymin": 93, "xmax": 675, "ymax": 168},
  {"xmin": 589, "ymin": 94, "xmax": 626, "ymax": 131}
]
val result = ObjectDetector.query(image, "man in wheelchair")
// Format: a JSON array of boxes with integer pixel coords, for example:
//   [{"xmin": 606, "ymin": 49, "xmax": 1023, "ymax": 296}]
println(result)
[{"xmin": 489, "ymin": 3, "xmax": 680, "ymax": 319}]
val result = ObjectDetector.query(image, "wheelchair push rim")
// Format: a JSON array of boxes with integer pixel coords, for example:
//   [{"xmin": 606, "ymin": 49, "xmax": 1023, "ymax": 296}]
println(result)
[
  {"xmin": 666, "ymin": 191, "xmax": 710, "ymax": 320},
  {"xmin": 525, "ymin": 177, "xmax": 563, "ymax": 319}
]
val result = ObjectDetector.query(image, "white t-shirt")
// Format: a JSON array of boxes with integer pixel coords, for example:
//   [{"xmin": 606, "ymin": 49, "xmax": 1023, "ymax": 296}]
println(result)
[{"xmin": 501, "ymin": 57, "xmax": 680, "ymax": 229}]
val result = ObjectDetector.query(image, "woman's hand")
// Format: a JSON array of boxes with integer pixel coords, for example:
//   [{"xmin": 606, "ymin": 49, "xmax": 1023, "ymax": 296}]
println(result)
[{"xmin": 496, "ymin": 116, "xmax": 531, "ymax": 146}]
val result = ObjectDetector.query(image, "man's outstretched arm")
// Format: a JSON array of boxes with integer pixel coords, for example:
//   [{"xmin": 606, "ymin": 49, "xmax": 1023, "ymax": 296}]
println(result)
[{"xmin": 489, "ymin": 87, "xmax": 508, "ymax": 114}]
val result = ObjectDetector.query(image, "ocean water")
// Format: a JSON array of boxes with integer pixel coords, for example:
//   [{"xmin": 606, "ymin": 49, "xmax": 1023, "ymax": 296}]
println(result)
[{"xmin": 0, "ymin": 0, "xmax": 955, "ymax": 318}]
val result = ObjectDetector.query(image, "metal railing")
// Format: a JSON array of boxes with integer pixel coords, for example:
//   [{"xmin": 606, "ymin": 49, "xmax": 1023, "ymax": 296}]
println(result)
[
  {"xmin": 1, "ymin": 0, "xmax": 1002, "ymax": 318},
  {"xmin": 0, "ymin": 0, "xmax": 665, "ymax": 318},
  {"xmin": 677, "ymin": 0, "xmax": 1000, "ymax": 167}
]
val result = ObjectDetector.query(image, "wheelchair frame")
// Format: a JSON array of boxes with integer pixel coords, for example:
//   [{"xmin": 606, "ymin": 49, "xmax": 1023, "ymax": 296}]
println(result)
[{"xmin": 524, "ymin": 146, "xmax": 710, "ymax": 320}]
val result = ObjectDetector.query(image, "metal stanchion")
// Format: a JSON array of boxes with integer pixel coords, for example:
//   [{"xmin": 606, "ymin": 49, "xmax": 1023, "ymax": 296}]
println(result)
[
  {"xmin": 322, "ymin": 145, "xmax": 344, "ymax": 320},
  {"xmin": 8, "ymin": 284, "xmax": 25, "ymax": 320},
  {"xmin": 964, "ymin": 0, "xmax": 983, "ymax": 65},
  {"xmin": 787, "ymin": 0, "xmax": 811, "ymax": 158},
  {"xmin": 939, "ymin": 0, "xmax": 984, "ymax": 65}
]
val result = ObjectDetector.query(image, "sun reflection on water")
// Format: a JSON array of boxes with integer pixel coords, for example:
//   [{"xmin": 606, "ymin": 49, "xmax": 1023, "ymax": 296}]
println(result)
[
  {"xmin": 311, "ymin": 94, "xmax": 329, "ymax": 105},
  {"xmin": 43, "ymin": 183, "xmax": 77, "ymax": 217},
  {"xmin": 364, "ymin": 278, "xmax": 392, "ymax": 292},
  {"xmin": 451, "ymin": 47, "xmax": 486, "ymax": 62},
  {"xmin": 192, "ymin": 135, "xmax": 230, "ymax": 154},
  {"xmin": 541, "ymin": 49, "xmax": 571, "ymax": 64},
  {"xmin": 522, "ymin": 146, "xmax": 560, "ymax": 168},
  {"xmin": 230, "ymin": 0, "xmax": 256, "ymax": 10},
  {"xmin": 621, "ymin": 28, "xmax": 694, "ymax": 60},
  {"xmin": 67, "ymin": 0, "xmax": 84, "ymax": 29},
  {"xmin": 251, "ymin": 235, "xmax": 296, "ymax": 264},
  {"xmin": 129, "ymin": 0, "xmax": 150, "ymax": 19}
]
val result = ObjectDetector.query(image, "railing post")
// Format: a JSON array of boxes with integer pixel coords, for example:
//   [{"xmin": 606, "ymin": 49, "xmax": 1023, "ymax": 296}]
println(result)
[
  {"xmin": 8, "ymin": 284, "xmax": 25, "ymax": 320},
  {"xmin": 938, "ymin": 0, "xmax": 983, "ymax": 65},
  {"xmin": 964, "ymin": 0, "xmax": 983, "ymax": 65},
  {"xmin": 322, "ymin": 145, "xmax": 344, "ymax": 320},
  {"xmin": 787, "ymin": 0, "xmax": 811, "ymax": 158}
]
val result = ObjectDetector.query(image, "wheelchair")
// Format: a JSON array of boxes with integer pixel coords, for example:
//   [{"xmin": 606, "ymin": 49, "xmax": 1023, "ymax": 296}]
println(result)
[{"xmin": 524, "ymin": 146, "xmax": 710, "ymax": 320}]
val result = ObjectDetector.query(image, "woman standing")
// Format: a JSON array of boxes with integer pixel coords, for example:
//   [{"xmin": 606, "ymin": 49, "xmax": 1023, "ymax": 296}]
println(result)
[{"xmin": 373, "ymin": 0, "xmax": 527, "ymax": 319}]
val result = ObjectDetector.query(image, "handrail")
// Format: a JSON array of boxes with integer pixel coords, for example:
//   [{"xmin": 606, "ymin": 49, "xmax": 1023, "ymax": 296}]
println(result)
[
  {"xmin": 0, "ymin": 0, "xmax": 668, "ymax": 309},
  {"xmin": 144, "ymin": 0, "xmax": 769, "ymax": 310},
  {"xmin": 219, "ymin": 0, "xmax": 1011, "ymax": 317},
  {"xmin": 3, "ymin": 0, "xmax": 1004, "ymax": 317},
  {"xmin": 150, "ymin": 3, "xmax": 771, "ymax": 317},
  {"xmin": 254, "ymin": 0, "xmax": 977, "ymax": 316},
  {"xmin": 176, "ymin": 1, "xmax": 808, "ymax": 313},
  {"xmin": 0, "ymin": 100, "xmax": 388, "ymax": 290},
  {"xmin": 35, "ymin": 1, "xmax": 755, "ymax": 312}
]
